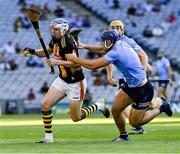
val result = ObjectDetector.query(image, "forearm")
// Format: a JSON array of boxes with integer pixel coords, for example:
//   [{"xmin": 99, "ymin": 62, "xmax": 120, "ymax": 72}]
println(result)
[
  {"xmin": 56, "ymin": 60, "xmax": 80, "ymax": 68},
  {"xmin": 73, "ymin": 57, "xmax": 96, "ymax": 69},
  {"xmin": 141, "ymin": 57, "xmax": 148, "ymax": 70},
  {"xmin": 35, "ymin": 48, "xmax": 52, "ymax": 57},
  {"xmin": 106, "ymin": 65, "xmax": 113, "ymax": 80},
  {"xmin": 138, "ymin": 51, "xmax": 148, "ymax": 70},
  {"xmin": 168, "ymin": 66, "xmax": 173, "ymax": 79},
  {"xmin": 84, "ymin": 44, "xmax": 105, "ymax": 54}
]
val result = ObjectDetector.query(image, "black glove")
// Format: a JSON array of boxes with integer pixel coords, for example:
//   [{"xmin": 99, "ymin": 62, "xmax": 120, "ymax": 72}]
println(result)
[{"xmin": 23, "ymin": 47, "xmax": 35, "ymax": 55}]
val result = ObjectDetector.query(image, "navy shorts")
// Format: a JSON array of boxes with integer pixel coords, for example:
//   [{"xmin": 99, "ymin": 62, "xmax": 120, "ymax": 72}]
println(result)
[
  {"xmin": 122, "ymin": 80, "xmax": 154, "ymax": 110},
  {"xmin": 158, "ymin": 81, "xmax": 168, "ymax": 89}
]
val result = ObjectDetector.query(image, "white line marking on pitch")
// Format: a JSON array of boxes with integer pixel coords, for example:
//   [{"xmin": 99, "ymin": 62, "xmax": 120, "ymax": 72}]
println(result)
[{"xmin": 0, "ymin": 118, "xmax": 180, "ymax": 126}]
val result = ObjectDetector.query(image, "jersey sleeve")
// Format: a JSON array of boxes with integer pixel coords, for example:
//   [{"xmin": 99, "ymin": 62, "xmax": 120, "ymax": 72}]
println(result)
[
  {"xmin": 103, "ymin": 50, "xmax": 118, "ymax": 63},
  {"xmin": 127, "ymin": 37, "xmax": 142, "ymax": 53}
]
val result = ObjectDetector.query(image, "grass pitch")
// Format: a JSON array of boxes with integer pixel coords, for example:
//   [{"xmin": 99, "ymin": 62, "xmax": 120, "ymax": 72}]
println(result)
[{"xmin": 0, "ymin": 114, "xmax": 180, "ymax": 153}]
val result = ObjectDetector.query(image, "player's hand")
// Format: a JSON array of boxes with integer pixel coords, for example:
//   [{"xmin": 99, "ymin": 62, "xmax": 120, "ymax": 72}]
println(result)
[
  {"xmin": 107, "ymin": 78, "xmax": 118, "ymax": 87},
  {"xmin": 22, "ymin": 47, "xmax": 35, "ymax": 57},
  {"xmin": 66, "ymin": 52, "xmax": 77, "ymax": 62},
  {"xmin": 22, "ymin": 47, "xmax": 31, "ymax": 57},
  {"xmin": 46, "ymin": 59, "xmax": 58, "ymax": 67}
]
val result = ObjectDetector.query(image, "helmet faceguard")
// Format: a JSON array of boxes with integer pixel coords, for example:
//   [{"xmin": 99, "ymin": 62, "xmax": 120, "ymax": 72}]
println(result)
[
  {"xmin": 50, "ymin": 18, "xmax": 69, "ymax": 39},
  {"xmin": 109, "ymin": 20, "xmax": 124, "ymax": 36}
]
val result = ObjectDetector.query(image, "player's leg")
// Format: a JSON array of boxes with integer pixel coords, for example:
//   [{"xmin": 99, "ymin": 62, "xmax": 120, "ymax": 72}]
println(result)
[
  {"xmin": 111, "ymin": 90, "xmax": 132, "ymax": 141},
  {"xmin": 129, "ymin": 97, "xmax": 163, "ymax": 135},
  {"xmin": 157, "ymin": 86, "xmax": 164, "ymax": 97},
  {"xmin": 129, "ymin": 107, "xmax": 159, "ymax": 127},
  {"xmin": 163, "ymin": 88, "xmax": 169, "ymax": 100},
  {"xmin": 130, "ymin": 97, "xmax": 173, "ymax": 127},
  {"xmin": 122, "ymin": 105, "xmax": 144, "ymax": 135},
  {"xmin": 38, "ymin": 78, "xmax": 66, "ymax": 143},
  {"xmin": 122, "ymin": 105, "xmax": 131, "ymax": 118},
  {"xmin": 69, "ymin": 98, "xmax": 109, "ymax": 122},
  {"xmin": 149, "ymin": 97, "xmax": 162, "ymax": 109},
  {"xmin": 68, "ymin": 79, "xmax": 110, "ymax": 122},
  {"xmin": 157, "ymin": 82, "xmax": 169, "ymax": 100},
  {"xmin": 129, "ymin": 81, "xmax": 173, "ymax": 128}
]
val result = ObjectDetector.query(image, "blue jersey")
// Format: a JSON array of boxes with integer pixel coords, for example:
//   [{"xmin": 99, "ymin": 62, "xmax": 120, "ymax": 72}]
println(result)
[
  {"xmin": 156, "ymin": 57, "xmax": 170, "ymax": 79},
  {"xmin": 103, "ymin": 39, "xmax": 146, "ymax": 88},
  {"xmin": 114, "ymin": 35, "xmax": 143, "ymax": 79},
  {"xmin": 119, "ymin": 35, "xmax": 142, "ymax": 53}
]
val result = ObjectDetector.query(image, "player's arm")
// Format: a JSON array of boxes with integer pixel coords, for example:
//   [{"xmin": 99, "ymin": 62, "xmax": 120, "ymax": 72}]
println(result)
[
  {"xmin": 66, "ymin": 52, "xmax": 109, "ymax": 69},
  {"xmin": 79, "ymin": 43, "xmax": 105, "ymax": 54},
  {"xmin": 22, "ymin": 47, "xmax": 53, "ymax": 57},
  {"xmin": 106, "ymin": 65, "xmax": 118, "ymax": 87},
  {"xmin": 136, "ymin": 49, "xmax": 148, "ymax": 71},
  {"xmin": 46, "ymin": 50, "xmax": 80, "ymax": 68},
  {"xmin": 167, "ymin": 65, "xmax": 174, "ymax": 83},
  {"xmin": 46, "ymin": 59, "xmax": 80, "ymax": 68}
]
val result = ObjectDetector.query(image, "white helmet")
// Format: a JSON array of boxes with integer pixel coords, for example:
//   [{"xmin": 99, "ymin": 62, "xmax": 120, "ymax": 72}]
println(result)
[{"xmin": 50, "ymin": 18, "xmax": 69, "ymax": 38}]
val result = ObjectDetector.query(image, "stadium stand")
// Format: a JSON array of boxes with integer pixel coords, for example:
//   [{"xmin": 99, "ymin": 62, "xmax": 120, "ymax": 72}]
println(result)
[
  {"xmin": 77, "ymin": 0, "xmax": 180, "ymax": 69},
  {"xmin": 0, "ymin": 0, "xmax": 179, "ymax": 114}
]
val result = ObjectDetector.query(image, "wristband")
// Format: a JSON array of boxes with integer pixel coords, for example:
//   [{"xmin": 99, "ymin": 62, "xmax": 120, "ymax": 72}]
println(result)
[{"xmin": 28, "ymin": 48, "xmax": 36, "ymax": 55}]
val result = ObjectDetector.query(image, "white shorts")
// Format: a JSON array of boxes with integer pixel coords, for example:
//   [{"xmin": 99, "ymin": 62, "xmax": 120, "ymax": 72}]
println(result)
[{"xmin": 51, "ymin": 77, "xmax": 87, "ymax": 101}]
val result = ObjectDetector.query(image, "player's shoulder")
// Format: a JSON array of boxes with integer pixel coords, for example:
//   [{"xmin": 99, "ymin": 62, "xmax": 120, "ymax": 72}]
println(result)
[
  {"xmin": 122, "ymin": 35, "xmax": 134, "ymax": 41},
  {"xmin": 65, "ymin": 33, "xmax": 75, "ymax": 43},
  {"xmin": 162, "ymin": 57, "xmax": 168, "ymax": 61},
  {"xmin": 162, "ymin": 57, "xmax": 170, "ymax": 63}
]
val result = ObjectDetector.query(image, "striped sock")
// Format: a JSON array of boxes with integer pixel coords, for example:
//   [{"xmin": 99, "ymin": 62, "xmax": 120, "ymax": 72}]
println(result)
[
  {"xmin": 81, "ymin": 104, "xmax": 98, "ymax": 119},
  {"xmin": 42, "ymin": 110, "xmax": 53, "ymax": 134}
]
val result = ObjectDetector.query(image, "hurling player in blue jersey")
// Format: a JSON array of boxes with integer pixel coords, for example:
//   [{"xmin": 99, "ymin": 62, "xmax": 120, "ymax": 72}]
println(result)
[
  {"xmin": 155, "ymin": 51, "xmax": 174, "ymax": 100},
  {"xmin": 67, "ymin": 29, "xmax": 173, "ymax": 141},
  {"xmin": 107, "ymin": 20, "xmax": 151, "ymax": 134},
  {"xmin": 79, "ymin": 20, "xmax": 153, "ymax": 134}
]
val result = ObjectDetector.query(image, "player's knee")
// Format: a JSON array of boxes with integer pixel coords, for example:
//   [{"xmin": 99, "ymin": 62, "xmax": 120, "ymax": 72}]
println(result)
[
  {"xmin": 111, "ymin": 106, "xmax": 119, "ymax": 116},
  {"xmin": 41, "ymin": 101, "xmax": 51, "ymax": 111}
]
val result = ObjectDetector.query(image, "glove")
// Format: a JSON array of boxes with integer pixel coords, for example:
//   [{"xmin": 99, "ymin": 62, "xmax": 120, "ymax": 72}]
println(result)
[{"xmin": 22, "ymin": 47, "xmax": 35, "ymax": 57}]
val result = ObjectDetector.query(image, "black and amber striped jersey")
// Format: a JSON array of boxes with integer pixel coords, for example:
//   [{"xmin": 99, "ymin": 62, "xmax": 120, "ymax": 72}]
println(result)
[{"xmin": 49, "ymin": 33, "xmax": 84, "ymax": 83}]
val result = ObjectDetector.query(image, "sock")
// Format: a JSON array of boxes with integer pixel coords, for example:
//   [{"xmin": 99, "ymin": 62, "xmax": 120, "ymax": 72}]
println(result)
[
  {"xmin": 135, "ymin": 125, "xmax": 142, "ymax": 130},
  {"xmin": 81, "ymin": 104, "xmax": 98, "ymax": 119},
  {"xmin": 42, "ymin": 110, "xmax": 53, "ymax": 139},
  {"xmin": 45, "ymin": 133, "xmax": 53, "ymax": 140},
  {"xmin": 120, "ymin": 132, "xmax": 128, "ymax": 139}
]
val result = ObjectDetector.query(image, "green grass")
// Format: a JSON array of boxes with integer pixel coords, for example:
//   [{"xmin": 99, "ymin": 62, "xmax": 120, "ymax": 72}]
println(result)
[{"xmin": 0, "ymin": 114, "xmax": 180, "ymax": 153}]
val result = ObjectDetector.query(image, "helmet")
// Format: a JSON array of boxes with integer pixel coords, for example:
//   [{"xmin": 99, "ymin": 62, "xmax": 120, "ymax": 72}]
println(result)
[
  {"xmin": 101, "ymin": 30, "xmax": 119, "ymax": 44},
  {"xmin": 50, "ymin": 18, "xmax": 69, "ymax": 38},
  {"xmin": 101, "ymin": 30, "xmax": 119, "ymax": 49},
  {"xmin": 109, "ymin": 20, "xmax": 124, "ymax": 35}
]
